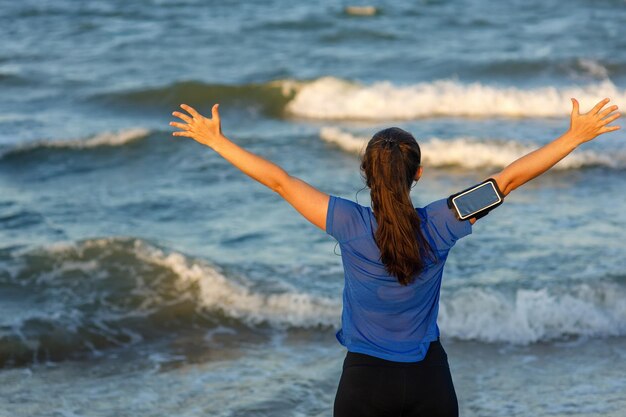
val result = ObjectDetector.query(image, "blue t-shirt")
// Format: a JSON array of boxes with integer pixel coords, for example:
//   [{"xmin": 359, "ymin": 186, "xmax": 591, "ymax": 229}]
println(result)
[{"xmin": 326, "ymin": 196, "xmax": 472, "ymax": 362}]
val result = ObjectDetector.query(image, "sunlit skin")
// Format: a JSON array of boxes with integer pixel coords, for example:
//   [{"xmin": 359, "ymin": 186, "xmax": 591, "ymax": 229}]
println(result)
[{"xmin": 169, "ymin": 99, "xmax": 620, "ymax": 227}]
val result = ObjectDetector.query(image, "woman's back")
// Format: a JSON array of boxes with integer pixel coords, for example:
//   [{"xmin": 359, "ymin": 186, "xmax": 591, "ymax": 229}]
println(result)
[{"xmin": 327, "ymin": 196, "xmax": 472, "ymax": 362}]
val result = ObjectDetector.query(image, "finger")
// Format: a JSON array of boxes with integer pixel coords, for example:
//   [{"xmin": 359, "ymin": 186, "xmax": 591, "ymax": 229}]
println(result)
[
  {"xmin": 598, "ymin": 105, "xmax": 618, "ymax": 119},
  {"xmin": 571, "ymin": 98, "xmax": 580, "ymax": 115},
  {"xmin": 600, "ymin": 112, "xmax": 621, "ymax": 125},
  {"xmin": 172, "ymin": 111, "xmax": 192, "ymax": 123},
  {"xmin": 589, "ymin": 98, "xmax": 610, "ymax": 114},
  {"xmin": 169, "ymin": 121, "xmax": 191, "ymax": 130},
  {"xmin": 598, "ymin": 125, "xmax": 621, "ymax": 133},
  {"xmin": 211, "ymin": 103, "xmax": 220, "ymax": 120},
  {"xmin": 180, "ymin": 104, "xmax": 200, "ymax": 118},
  {"xmin": 172, "ymin": 131, "xmax": 194, "ymax": 137}
]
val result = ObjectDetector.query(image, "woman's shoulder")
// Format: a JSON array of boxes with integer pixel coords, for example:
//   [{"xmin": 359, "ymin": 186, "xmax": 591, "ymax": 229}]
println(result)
[
  {"xmin": 416, "ymin": 198, "xmax": 449, "ymax": 220},
  {"xmin": 417, "ymin": 198, "xmax": 472, "ymax": 250},
  {"xmin": 327, "ymin": 195, "xmax": 374, "ymax": 242},
  {"xmin": 330, "ymin": 195, "xmax": 371, "ymax": 217}
]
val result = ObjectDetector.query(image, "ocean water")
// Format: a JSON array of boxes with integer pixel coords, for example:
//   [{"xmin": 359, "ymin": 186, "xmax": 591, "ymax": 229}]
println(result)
[{"xmin": 1, "ymin": 0, "xmax": 626, "ymax": 416}]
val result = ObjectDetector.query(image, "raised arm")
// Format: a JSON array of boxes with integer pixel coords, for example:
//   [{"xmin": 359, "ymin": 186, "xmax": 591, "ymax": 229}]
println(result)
[
  {"xmin": 170, "ymin": 103, "xmax": 329, "ymax": 230},
  {"xmin": 491, "ymin": 98, "xmax": 621, "ymax": 196}
]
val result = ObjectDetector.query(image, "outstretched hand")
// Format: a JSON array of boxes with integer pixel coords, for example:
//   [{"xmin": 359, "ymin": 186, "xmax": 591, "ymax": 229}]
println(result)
[
  {"xmin": 569, "ymin": 98, "xmax": 620, "ymax": 145},
  {"xmin": 170, "ymin": 103, "xmax": 223, "ymax": 147}
]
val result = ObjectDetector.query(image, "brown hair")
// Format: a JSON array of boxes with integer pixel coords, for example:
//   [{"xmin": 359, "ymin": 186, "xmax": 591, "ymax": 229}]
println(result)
[{"xmin": 360, "ymin": 127, "xmax": 433, "ymax": 285}]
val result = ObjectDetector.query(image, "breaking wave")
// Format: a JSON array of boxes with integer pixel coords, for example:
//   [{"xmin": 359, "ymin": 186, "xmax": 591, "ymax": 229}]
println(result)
[
  {"xmin": 285, "ymin": 77, "xmax": 626, "ymax": 120},
  {"xmin": 0, "ymin": 128, "xmax": 150, "ymax": 159},
  {"xmin": 440, "ymin": 283, "xmax": 626, "ymax": 344},
  {"xmin": 0, "ymin": 238, "xmax": 339, "ymax": 367},
  {"xmin": 2, "ymin": 237, "xmax": 625, "ymax": 366},
  {"xmin": 319, "ymin": 127, "xmax": 626, "ymax": 169},
  {"xmin": 92, "ymin": 77, "xmax": 626, "ymax": 120}
]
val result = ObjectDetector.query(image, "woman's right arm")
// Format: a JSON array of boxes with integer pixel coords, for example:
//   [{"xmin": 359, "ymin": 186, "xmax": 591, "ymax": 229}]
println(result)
[{"xmin": 491, "ymin": 98, "xmax": 621, "ymax": 196}]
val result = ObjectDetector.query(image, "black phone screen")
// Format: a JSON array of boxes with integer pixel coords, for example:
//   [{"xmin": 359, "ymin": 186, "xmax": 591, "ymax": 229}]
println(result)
[{"xmin": 452, "ymin": 181, "xmax": 501, "ymax": 219}]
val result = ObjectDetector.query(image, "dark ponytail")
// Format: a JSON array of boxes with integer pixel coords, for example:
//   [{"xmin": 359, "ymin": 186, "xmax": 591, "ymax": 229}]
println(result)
[{"xmin": 361, "ymin": 127, "xmax": 432, "ymax": 285}]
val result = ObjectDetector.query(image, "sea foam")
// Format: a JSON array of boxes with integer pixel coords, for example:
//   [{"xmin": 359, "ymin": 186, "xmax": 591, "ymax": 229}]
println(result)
[
  {"xmin": 439, "ymin": 284, "xmax": 626, "ymax": 344},
  {"xmin": 3, "ymin": 237, "xmax": 626, "ymax": 367},
  {"xmin": 51, "ymin": 128, "xmax": 150, "ymax": 148},
  {"xmin": 285, "ymin": 77, "xmax": 626, "ymax": 120},
  {"xmin": 0, "ymin": 128, "xmax": 150, "ymax": 159},
  {"xmin": 135, "ymin": 242, "xmax": 341, "ymax": 328},
  {"xmin": 100, "ymin": 77, "xmax": 625, "ymax": 121},
  {"xmin": 319, "ymin": 127, "xmax": 624, "ymax": 169}
]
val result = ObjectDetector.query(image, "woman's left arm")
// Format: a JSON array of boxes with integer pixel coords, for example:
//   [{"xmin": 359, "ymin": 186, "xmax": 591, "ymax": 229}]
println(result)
[{"xmin": 170, "ymin": 103, "xmax": 329, "ymax": 230}]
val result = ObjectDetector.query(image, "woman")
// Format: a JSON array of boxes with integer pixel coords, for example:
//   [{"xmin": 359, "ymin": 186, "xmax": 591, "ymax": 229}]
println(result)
[{"xmin": 170, "ymin": 98, "xmax": 620, "ymax": 417}]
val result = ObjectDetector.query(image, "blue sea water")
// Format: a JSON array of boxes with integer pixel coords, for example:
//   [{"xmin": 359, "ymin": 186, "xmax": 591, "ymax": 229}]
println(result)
[{"xmin": 1, "ymin": 1, "xmax": 626, "ymax": 416}]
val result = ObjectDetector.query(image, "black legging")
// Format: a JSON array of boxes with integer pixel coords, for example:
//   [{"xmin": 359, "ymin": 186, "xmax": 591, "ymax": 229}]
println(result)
[{"xmin": 334, "ymin": 340, "xmax": 458, "ymax": 417}]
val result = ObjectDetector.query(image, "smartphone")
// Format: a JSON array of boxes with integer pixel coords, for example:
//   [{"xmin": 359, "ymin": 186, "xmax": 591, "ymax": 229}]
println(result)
[{"xmin": 447, "ymin": 178, "xmax": 504, "ymax": 220}]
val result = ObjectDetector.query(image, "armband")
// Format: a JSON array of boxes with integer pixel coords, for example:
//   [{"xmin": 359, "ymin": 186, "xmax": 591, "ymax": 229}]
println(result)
[{"xmin": 447, "ymin": 178, "xmax": 504, "ymax": 220}]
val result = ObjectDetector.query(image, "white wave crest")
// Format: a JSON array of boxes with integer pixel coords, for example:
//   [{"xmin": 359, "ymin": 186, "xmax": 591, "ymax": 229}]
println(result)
[
  {"xmin": 319, "ymin": 127, "xmax": 624, "ymax": 169},
  {"xmin": 285, "ymin": 76, "xmax": 626, "ymax": 120},
  {"xmin": 44, "ymin": 128, "xmax": 150, "ymax": 149},
  {"xmin": 2, "ymin": 129, "xmax": 150, "ymax": 157},
  {"xmin": 439, "ymin": 284, "xmax": 626, "ymax": 344},
  {"xmin": 134, "ymin": 240, "xmax": 626, "ymax": 343},
  {"xmin": 15, "ymin": 238, "xmax": 626, "ymax": 344},
  {"xmin": 134, "ymin": 241, "xmax": 341, "ymax": 328}
]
